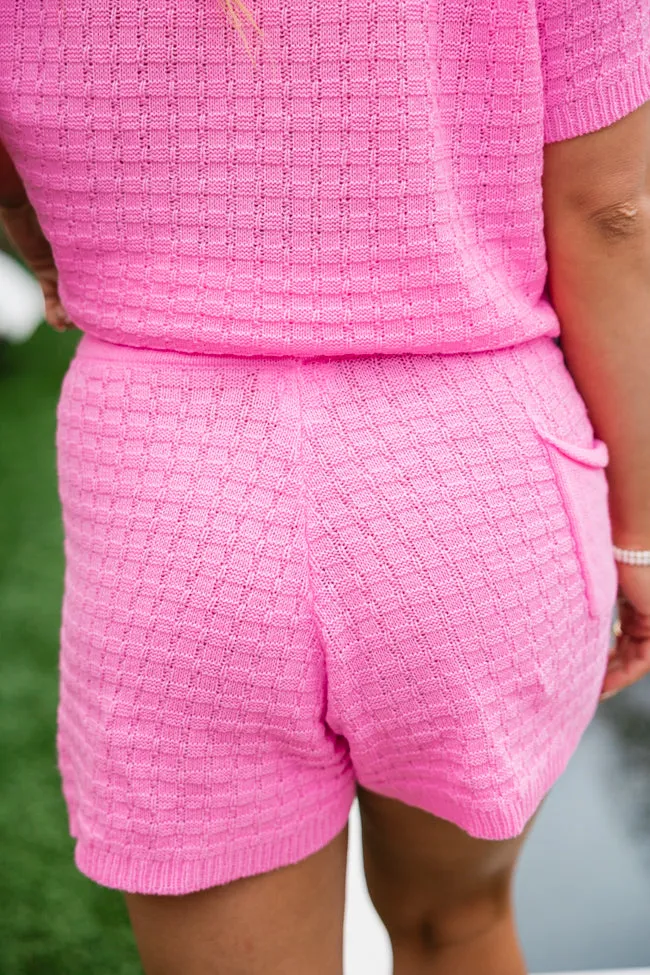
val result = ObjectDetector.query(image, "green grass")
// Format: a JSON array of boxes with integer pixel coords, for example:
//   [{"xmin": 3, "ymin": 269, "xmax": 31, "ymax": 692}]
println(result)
[{"xmin": 0, "ymin": 325, "xmax": 141, "ymax": 975}]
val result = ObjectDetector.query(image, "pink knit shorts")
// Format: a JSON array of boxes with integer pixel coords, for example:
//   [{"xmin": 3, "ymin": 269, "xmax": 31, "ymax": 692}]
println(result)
[{"xmin": 55, "ymin": 331, "xmax": 618, "ymax": 895}]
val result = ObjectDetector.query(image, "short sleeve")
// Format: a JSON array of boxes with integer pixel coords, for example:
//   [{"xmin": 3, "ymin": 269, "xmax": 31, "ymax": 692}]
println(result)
[{"xmin": 537, "ymin": 0, "xmax": 650, "ymax": 143}]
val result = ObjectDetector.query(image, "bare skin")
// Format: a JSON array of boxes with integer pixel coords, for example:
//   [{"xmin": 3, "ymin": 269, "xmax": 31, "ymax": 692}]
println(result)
[
  {"xmin": 541, "ymin": 98, "xmax": 650, "ymax": 696},
  {"xmin": 123, "ymin": 789, "xmax": 539, "ymax": 975},
  {"xmin": 3, "ymin": 97, "xmax": 650, "ymax": 975},
  {"xmin": 355, "ymin": 787, "xmax": 541, "ymax": 975},
  {"xmin": 123, "ymin": 825, "xmax": 349, "ymax": 975}
]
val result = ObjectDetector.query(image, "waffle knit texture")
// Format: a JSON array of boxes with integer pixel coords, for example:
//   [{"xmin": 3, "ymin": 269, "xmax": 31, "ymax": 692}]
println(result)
[
  {"xmin": 1, "ymin": 0, "xmax": 650, "ymax": 357},
  {"xmin": 55, "ymin": 332, "xmax": 618, "ymax": 894}
]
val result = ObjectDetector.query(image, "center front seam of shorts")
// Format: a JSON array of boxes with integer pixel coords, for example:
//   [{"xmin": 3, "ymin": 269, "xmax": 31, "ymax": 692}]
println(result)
[
  {"xmin": 291, "ymin": 357, "xmax": 338, "ymax": 724},
  {"xmin": 292, "ymin": 358, "xmax": 319, "ymax": 624}
]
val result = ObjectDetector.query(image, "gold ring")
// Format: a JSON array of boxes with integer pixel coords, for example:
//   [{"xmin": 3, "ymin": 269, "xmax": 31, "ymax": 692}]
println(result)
[{"xmin": 612, "ymin": 618, "xmax": 623, "ymax": 639}]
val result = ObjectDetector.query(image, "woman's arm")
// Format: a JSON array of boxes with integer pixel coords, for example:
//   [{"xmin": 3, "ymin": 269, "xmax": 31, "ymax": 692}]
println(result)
[
  {"xmin": 0, "ymin": 138, "xmax": 29, "ymax": 209},
  {"xmin": 542, "ymin": 98, "xmax": 650, "ymax": 549},
  {"xmin": 542, "ymin": 99, "xmax": 650, "ymax": 698}
]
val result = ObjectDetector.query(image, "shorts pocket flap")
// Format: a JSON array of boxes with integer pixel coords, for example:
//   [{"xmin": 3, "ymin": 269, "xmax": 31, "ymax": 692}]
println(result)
[
  {"xmin": 531, "ymin": 422, "xmax": 609, "ymax": 469},
  {"xmin": 527, "ymin": 415, "xmax": 616, "ymax": 622}
]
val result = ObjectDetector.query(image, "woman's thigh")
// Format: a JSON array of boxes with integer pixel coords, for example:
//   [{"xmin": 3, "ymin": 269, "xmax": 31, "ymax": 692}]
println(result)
[
  {"xmin": 123, "ymin": 824, "xmax": 349, "ymax": 975},
  {"xmin": 356, "ymin": 784, "xmax": 541, "ymax": 972},
  {"xmin": 357, "ymin": 785, "xmax": 540, "ymax": 920}
]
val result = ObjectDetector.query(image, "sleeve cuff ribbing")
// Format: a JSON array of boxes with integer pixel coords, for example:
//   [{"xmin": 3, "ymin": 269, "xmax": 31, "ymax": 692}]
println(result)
[{"xmin": 544, "ymin": 53, "xmax": 650, "ymax": 144}]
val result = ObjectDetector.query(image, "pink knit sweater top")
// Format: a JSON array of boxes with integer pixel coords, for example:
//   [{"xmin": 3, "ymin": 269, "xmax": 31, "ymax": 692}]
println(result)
[{"xmin": 1, "ymin": 0, "xmax": 650, "ymax": 357}]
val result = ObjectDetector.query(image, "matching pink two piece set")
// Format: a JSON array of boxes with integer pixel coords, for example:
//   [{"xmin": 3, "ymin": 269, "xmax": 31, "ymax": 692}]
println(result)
[{"xmin": 1, "ymin": 0, "xmax": 650, "ymax": 896}]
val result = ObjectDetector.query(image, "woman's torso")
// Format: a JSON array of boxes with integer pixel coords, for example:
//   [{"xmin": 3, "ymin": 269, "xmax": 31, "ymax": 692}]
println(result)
[{"xmin": 0, "ymin": 0, "xmax": 567, "ymax": 357}]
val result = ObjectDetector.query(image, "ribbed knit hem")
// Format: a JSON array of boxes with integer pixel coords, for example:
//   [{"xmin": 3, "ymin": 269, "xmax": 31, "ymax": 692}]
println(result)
[
  {"xmin": 72, "ymin": 788, "xmax": 356, "ymax": 895},
  {"xmin": 544, "ymin": 54, "xmax": 650, "ymax": 144},
  {"xmin": 358, "ymin": 705, "xmax": 599, "ymax": 842}
]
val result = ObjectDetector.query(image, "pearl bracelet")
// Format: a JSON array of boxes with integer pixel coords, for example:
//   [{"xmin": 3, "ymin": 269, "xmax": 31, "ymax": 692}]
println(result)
[{"xmin": 612, "ymin": 545, "xmax": 650, "ymax": 565}]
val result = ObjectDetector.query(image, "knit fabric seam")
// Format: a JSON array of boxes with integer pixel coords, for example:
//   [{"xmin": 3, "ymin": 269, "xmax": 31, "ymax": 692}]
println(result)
[{"xmin": 293, "ymin": 358, "xmax": 324, "ymax": 635}]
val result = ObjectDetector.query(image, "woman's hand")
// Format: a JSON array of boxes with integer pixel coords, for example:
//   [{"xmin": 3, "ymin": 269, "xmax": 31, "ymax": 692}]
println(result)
[
  {"xmin": 0, "ymin": 138, "xmax": 73, "ymax": 333},
  {"xmin": 600, "ymin": 562, "xmax": 650, "ymax": 700},
  {"xmin": 0, "ymin": 197, "xmax": 73, "ymax": 334}
]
